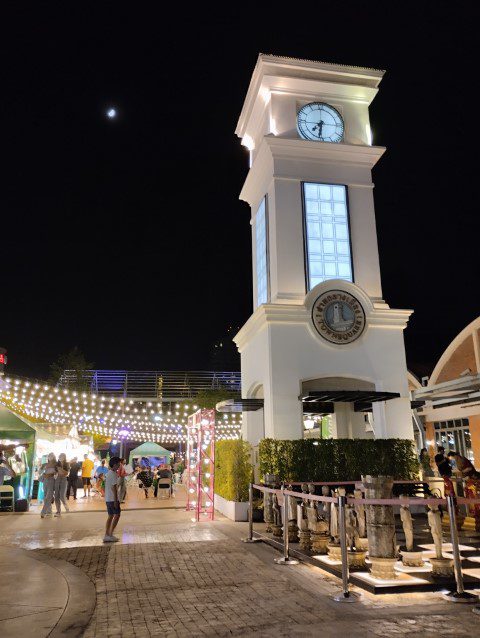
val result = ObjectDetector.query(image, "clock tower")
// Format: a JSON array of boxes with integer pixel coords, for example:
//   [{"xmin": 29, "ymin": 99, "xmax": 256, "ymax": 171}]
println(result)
[{"xmin": 234, "ymin": 54, "xmax": 414, "ymax": 444}]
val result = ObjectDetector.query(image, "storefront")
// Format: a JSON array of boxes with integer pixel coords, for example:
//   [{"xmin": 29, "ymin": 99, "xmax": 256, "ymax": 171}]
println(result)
[
  {"xmin": 0, "ymin": 405, "xmax": 94, "ymax": 508},
  {"xmin": 413, "ymin": 316, "xmax": 480, "ymax": 464},
  {"xmin": 0, "ymin": 406, "xmax": 36, "ymax": 505}
]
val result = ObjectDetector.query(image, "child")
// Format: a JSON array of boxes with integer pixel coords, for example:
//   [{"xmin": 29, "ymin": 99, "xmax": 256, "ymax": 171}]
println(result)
[{"xmin": 103, "ymin": 456, "xmax": 121, "ymax": 543}]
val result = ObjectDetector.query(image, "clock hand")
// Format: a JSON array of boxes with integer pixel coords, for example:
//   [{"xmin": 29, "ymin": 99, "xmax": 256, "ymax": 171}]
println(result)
[{"xmin": 317, "ymin": 120, "xmax": 324, "ymax": 137}]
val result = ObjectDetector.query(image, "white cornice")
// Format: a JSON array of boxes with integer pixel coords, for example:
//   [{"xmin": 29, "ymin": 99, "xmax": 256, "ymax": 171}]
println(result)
[
  {"xmin": 240, "ymin": 136, "xmax": 385, "ymax": 206},
  {"xmin": 236, "ymin": 54, "xmax": 384, "ymax": 138}
]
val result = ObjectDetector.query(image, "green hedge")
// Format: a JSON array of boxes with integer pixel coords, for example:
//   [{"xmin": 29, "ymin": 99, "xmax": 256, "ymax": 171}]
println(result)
[
  {"xmin": 215, "ymin": 439, "xmax": 253, "ymax": 502},
  {"xmin": 259, "ymin": 438, "xmax": 419, "ymax": 482}
]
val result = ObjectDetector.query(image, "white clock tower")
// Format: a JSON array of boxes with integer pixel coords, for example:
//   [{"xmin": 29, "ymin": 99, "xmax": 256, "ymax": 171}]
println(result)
[{"xmin": 234, "ymin": 54, "xmax": 414, "ymax": 444}]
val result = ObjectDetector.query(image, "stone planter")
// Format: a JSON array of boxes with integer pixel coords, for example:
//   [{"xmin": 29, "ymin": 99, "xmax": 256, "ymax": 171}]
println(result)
[
  {"xmin": 327, "ymin": 543, "xmax": 342, "ymax": 561},
  {"xmin": 214, "ymin": 494, "xmax": 249, "ymax": 522},
  {"xmin": 348, "ymin": 549, "xmax": 367, "ymax": 570},
  {"xmin": 401, "ymin": 550, "xmax": 424, "ymax": 568},
  {"xmin": 429, "ymin": 557, "xmax": 454, "ymax": 578},
  {"xmin": 355, "ymin": 537, "xmax": 369, "ymax": 552},
  {"xmin": 311, "ymin": 533, "xmax": 329, "ymax": 554}
]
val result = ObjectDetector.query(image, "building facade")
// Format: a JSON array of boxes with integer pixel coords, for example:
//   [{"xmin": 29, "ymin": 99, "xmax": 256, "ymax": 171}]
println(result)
[{"xmin": 414, "ymin": 317, "xmax": 480, "ymax": 464}]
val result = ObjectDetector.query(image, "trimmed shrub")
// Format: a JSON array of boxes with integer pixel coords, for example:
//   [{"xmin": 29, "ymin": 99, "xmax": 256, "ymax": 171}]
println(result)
[
  {"xmin": 259, "ymin": 438, "xmax": 419, "ymax": 482},
  {"xmin": 215, "ymin": 439, "xmax": 253, "ymax": 502}
]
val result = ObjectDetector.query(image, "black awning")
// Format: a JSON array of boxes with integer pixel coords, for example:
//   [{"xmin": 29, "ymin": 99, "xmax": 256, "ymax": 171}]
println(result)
[
  {"xmin": 216, "ymin": 399, "xmax": 264, "ymax": 413},
  {"xmin": 217, "ymin": 390, "xmax": 405, "ymax": 414},
  {"xmin": 300, "ymin": 390, "xmax": 400, "ymax": 413},
  {"xmin": 300, "ymin": 390, "xmax": 400, "ymax": 404}
]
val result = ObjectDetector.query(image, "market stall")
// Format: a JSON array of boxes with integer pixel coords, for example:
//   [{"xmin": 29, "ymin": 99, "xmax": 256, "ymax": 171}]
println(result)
[{"xmin": 128, "ymin": 442, "xmax": 172, "ymax": 468}]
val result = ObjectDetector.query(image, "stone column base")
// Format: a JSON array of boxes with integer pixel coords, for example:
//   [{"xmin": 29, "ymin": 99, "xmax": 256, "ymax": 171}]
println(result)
[
  {"xmin": 369, "ymin": 556, "xmax": 397, "ymax": 580},
  {"xmin": 401, "ymin": 550, "xmax": 424, "ymax": 567},
  {"xmin": 429, "ymin": 557, "xmax": 454, "ymax": 578}
]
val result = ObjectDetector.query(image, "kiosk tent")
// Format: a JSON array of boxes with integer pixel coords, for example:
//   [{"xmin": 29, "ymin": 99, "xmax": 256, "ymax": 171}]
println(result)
[{"xmin": 128, "ymin": 442, "xmax": 172, "ymax": 468}]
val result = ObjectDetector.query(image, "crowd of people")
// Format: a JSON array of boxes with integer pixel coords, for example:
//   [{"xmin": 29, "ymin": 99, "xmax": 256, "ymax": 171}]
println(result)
[
  {"xmin": 419, "ymin": 446, "xmax": 480, "ymax": 481},
  {"xmin": 38, "ymin": 453, "xmax": 180, "ymax": 518},
  {"xmin": 38, "ymin": 453, "xmax": 130, "ymax": 518}
]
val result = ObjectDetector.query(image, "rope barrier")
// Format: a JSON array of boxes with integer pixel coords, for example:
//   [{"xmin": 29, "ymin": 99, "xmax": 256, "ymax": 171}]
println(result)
[
  {"xmin": 246, "ymin": 480, "xmax": 480, "ymax": 604},
  {"xmin": 252, "ymin": 483, "xmax": 480, "ymax": 506}
]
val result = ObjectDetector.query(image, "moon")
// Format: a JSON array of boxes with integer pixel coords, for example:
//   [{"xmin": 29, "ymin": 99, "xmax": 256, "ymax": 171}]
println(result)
[{"xmin": 106, "ymin": 108, "xmax": 117, "ymax": 119}]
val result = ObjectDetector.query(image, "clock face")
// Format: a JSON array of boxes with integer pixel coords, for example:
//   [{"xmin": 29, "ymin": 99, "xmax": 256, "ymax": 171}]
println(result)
[{"xmin": 297, "ymin": 102, "xmax": 344, "ymax": 143}]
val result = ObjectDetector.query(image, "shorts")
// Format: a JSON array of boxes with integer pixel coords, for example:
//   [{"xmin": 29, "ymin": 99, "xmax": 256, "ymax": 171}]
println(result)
[
  {"xmin": 106, "ymin": 501, "xmax": 121, "ymax": 516},
  {"xmin": 82, "ymin": 477, "xmax": 91, "ymax": 486}
]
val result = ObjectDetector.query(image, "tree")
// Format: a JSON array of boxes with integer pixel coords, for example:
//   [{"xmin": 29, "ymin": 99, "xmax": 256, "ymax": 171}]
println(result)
[
  {"xmin": 193, "ymin": 388, "xmax": 240, "ymax": 411},
  {"xmin": 49, "ymin": 347, "xmax": 94, "ymax": 390}
]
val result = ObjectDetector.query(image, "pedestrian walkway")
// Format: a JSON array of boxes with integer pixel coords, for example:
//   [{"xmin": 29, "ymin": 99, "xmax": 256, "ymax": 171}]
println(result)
[
  {"xmin": 1, "ymin": 509, "xmax": 479, "ymax": 637},
  {"xmin": 0, "ymin": 545, "xmax": 95, "ymax": 637},
  {"xmin": 27, "ymin": 484, "xmax": 186, "ymax": 515}
]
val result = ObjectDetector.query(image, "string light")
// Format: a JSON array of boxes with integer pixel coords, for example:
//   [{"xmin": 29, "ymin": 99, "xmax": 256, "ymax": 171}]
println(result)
[{"xmin": 0, "ymin": 375, "xmax": 242, "ymax": 443}]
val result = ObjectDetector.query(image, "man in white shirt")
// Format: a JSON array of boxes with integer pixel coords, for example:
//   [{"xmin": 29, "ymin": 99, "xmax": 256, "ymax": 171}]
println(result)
[{"xmin": 103, "ymin": 457, "xmax": 121, "ymax": 543}]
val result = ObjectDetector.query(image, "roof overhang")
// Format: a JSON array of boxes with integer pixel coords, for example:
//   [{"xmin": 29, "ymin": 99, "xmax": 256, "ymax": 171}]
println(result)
[{"xmin": 413, "ymin": 373, "xmax": 480, "ymax": 411}]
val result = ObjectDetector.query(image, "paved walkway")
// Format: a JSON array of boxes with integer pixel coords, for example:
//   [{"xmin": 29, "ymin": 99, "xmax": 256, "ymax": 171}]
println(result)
[
  {"xmin": 0, "ymin": 545, "xmax": 95, "ymax": 637},
  {"xmin": 27, "ymin": 484, "xmax": 186, "ymax": 515},
  {"xmin": 1, "ymin": 508, "xmax": 480, "ymax": 637}
]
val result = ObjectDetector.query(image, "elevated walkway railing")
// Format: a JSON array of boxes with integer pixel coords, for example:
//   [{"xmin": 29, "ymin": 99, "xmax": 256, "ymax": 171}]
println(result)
[{"xmin": 58, "ymin": 369, "xmax": 241, "ymax": 399}]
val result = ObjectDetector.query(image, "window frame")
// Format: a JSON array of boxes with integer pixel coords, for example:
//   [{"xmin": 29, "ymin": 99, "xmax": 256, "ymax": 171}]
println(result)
[
  {"xmin": 254, "ymin": 195, "xmax": 270, "ymax": 308},
  {"xmin": 301, "ymin": 181, "xmax": 355, "ymax": 291}
]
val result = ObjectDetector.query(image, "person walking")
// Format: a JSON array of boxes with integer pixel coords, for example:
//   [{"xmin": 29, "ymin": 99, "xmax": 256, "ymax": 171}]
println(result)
[
  {"xmin": 54, "ymin": 453, "xmax": 70, "ymax": 516},
  {"xmin": 40, "ymin": 453, "xmax": 57, "ymax": 518},
  {"xmin": 81, "ymin": 454, "xmax": 94, "ymax": 497},
  {"xmin": 67, "ymin": 457, "xmax": 81, "ymax": 500},
  {"xmin": 103, "ymin": 456, "xmax": 121, "ymax": 543}
]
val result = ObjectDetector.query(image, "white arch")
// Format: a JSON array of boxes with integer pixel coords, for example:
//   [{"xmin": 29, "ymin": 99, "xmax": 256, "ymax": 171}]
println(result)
[
  {"xmin": 407, "ymin": 370, "xmax": 422, "ymax": 390},
  {"xmin": 429, "ymin": 315, "xmax": 480, "ymax": 385}
]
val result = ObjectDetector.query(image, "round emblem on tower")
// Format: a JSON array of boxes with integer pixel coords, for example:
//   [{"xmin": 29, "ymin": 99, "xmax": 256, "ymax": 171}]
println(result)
[{"xmin": 312, "ymin": 290, "xmax": 366, "ymax": 344}]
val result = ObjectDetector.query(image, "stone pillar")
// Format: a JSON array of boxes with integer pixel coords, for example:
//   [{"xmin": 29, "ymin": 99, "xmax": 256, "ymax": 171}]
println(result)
[{"xmin": 362, "ymin": 475, "xmax": 397, "ymax": 579}]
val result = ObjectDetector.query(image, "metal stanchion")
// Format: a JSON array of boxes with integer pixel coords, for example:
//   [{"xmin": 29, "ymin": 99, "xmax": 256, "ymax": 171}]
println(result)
[
  {"xmin": 333, "ymin": 494, "xmax": 361, "ymax": 603},
  {"xmin": 274, "ymin": 485, "xmax": 299, "ymax": 565},
  {"xmin": 242, "ymin": 483, "xmax": 261, "ymax": 543},
  {"xmin": 443, "ymin": 494, "xmax": 478, "ymax": 603}
]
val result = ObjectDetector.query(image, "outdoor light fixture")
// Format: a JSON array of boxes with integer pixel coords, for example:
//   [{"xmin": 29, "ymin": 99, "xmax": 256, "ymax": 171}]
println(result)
[{"xmin": 304, "ymin": 418, "xmax": 315, "ymax": 430}]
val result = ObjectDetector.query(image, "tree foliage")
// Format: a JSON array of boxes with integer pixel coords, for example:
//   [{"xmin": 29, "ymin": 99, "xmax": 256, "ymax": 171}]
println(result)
[{"xmin": 49, "ymin": 346, "xmax": 94, "ymax": 390}]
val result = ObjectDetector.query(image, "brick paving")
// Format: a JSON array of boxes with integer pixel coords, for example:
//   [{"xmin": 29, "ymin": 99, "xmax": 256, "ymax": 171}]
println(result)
[
  {"xmin": 2, "ymin": 508, "xmax": 479, "ymax": 637},
  {"xmin": 35, "ymin": 529, "xmax": 480, "ymax": 638}
]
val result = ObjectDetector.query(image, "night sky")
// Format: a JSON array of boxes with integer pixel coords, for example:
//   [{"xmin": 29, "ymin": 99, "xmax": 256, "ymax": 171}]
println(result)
[{"xmin": 2, "ymin": 3, "xmax": 479, "ymax": 380}]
